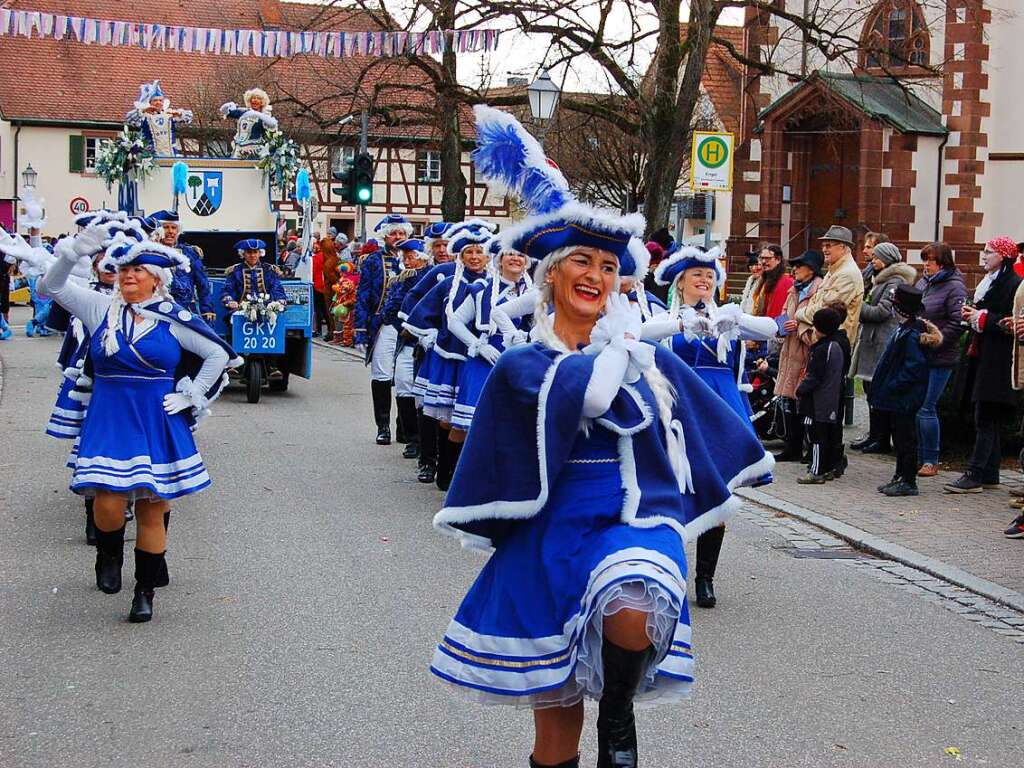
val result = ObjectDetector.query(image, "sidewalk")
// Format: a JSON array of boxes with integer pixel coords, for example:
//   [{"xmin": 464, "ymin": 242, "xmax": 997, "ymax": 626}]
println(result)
[{"xmin": 742, "ymin": 441, "xmax": 1024, "ymax": 610}]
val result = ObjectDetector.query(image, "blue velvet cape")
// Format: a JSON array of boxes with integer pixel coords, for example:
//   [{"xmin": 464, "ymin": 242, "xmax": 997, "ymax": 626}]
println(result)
[{"xmin": 434, "ymin": 342, "xmax": 773, "ymax": 549}]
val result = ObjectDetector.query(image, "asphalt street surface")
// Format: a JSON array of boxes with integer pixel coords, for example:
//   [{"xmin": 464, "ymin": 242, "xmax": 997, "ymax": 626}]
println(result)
[{"xmin": 1, "ymin": 320, "xmax": 1021, "ymax": 767}]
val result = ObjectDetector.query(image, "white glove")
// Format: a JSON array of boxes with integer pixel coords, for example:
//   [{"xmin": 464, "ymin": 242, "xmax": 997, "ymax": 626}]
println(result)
[
  {"xmin": 219, "ymin": 101, "xmax": 237, "ymax": 116},
  {"xmin": 593, "ymin": 293, "xmax": 642, "ymax": 348},
  {"xmin": 679, "ymin": 305, "xmax": 713, "ymax": 338},
  {"xmin": 72, "ymin": 223, "xmax": 110, "ymax": 258},
  {"xmin": 163, "ymin": 392, "xmax": 193, "ymax": 415},
  {"xmin": 712, "ymin": 303, "xmax": 742, "ymax": 337},
  {"xmin": 417, "ymin": 329, "xmax": 438, "ymax": 350},
  {"xmin": 478, "ymin": 344, "xmax": 501, "ymax": 365},
  {"xmin": 355, "ymin": 343, "xmax": 368, "ymax": 355},
  {"xmin": 0, "ymin": 233, "xmax": 35, "ymax": 264},
  {"xmin": 503, "ymin": 329, "xmax": 529, "ymax": 348}
]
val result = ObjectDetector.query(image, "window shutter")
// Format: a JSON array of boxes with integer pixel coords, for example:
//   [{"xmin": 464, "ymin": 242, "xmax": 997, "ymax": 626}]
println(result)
[{"xmin": 68, "ymin": 135, "xmax": 84, "ymax": 173}]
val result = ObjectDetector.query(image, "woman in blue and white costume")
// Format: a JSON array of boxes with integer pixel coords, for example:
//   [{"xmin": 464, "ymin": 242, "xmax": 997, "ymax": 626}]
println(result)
[
  {"xmin": 447, "ymin": 237, "xmax": 532, "ymax": 431},
  {"xmin": 403, "ymin": 219, "xmax": 493, "ymax": 490},
  {"xmin": 39, "ymin": 223, "xmax": 239, "ymax": 623},
  {"xmin": 431, "ymin": 106, "xmax": 773, "ymax": 768},
  {"xmin": 641, "ymin": 244, "xmax": 778, "ymax": 610}
]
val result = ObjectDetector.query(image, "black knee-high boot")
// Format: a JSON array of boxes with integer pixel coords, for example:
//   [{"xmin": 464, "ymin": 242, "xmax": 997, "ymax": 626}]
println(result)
[
  {"xmin": 529, "ymin": 755, "xmax": 579, "ymax": 768},
  {"xmin": 94, "ymin": 524, "xmax": 125, "ymax": 594},
  {"xmin": 370, "ymin": 380, "xmax": 393, "ymax": 445},
  {"xmin": 418, "ymin": 410, "xmax": 438, "ymax": 483},
  {"xmin": 84, "ymin": 497, "xmax": 97, "ymax": 546},
  {"xmin": 397, "ymin": 397, "xmax": 420, "ymax": 458},
  {"xmin": 129, "ymin": 549, "xmax": 164, "ymax": 623},
  {"xmin": 695, "ymin": 525, "xmax": 725, "ymax": 608},
  {"xmin": 153, "ymin": 511, "xmax": 170, "ymax": 589},
  {"xmin": 437, "ymin": 438, "xmax": 464, "ymax": 492},
  {"xmin": 597, "ymin": 639, "xmax": 657, "ymax": 768}
]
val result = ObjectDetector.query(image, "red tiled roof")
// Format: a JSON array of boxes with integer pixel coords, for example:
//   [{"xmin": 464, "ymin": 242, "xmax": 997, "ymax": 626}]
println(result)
[{"xmin": 0, "ymin": 0, "xmax": 472, "ymax": 141}]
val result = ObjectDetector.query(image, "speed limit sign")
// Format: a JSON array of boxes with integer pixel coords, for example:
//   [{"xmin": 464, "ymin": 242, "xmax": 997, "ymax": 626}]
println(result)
[{"xmin": 69, "ymin": 196, "xmax": 90, "ymax": 215}]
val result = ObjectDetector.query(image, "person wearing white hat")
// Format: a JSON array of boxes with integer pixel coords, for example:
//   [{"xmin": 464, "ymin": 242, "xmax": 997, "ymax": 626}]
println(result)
[
  {"xmin": 38, "ymin": 220, "xmax": 240, "ymax": 623},
  {"xmin": 429, "ymin": 106, "xmax": 772, "ymax": 768}
]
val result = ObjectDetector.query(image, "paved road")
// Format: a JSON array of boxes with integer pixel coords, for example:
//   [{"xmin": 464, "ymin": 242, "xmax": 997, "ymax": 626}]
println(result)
[{"xmin": 1, "ymin": 323, "xmax": 1021, "ymax": 767}]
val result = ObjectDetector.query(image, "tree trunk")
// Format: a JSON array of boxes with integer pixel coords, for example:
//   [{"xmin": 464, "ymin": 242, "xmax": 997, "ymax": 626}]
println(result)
[
  {"xmin": 437, "ymin": 0, "xmax": 467, "ymax": 221},
  {"xmin": 641, "ymin": 0, "xmax": 721, "ymax": 238}
]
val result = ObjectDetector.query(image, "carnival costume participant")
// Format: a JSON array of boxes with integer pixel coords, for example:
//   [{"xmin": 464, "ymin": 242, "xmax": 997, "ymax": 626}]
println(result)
[
  {"xmin": 424, "ymin": 221, "xmax": 454, "ymax": 265},
  {"xmin": 355, "ymin": 215, "xmax": 411, "ymax": 445},
  {"xmin": 639, "ymin": 245, "xmax": 777, "ymax": 610},
  {"xmin": 220, "ymin": 88, "xmax": 279, "ymax": 159},
  {"xmin": 403, "ymin": 219, "xmax": 493, "ymax": 490},
  {"xmin": 381, "ymin": 239, "xmax": 433, "ymax": 459},
  {"xmin": 149, "ymin": 210, "xmax": 215, "ymax": 323},
  {"xmin": 125, "ymin": 80, "xmax": 193, "ymax": 157},
  {"xmin": 38, "ymin": 224, "xmax": 240, "ymax": 623},
  {"xmin": 447, "ymin": 237, "xmax": 532, "ymax": 432},
  {"xmin": 221, "ymin": 239, "xmax": 288, "ymax": 309},
  {"xmin": 431, "ymin": 105, "xmax": 772, "ymax": 768}
]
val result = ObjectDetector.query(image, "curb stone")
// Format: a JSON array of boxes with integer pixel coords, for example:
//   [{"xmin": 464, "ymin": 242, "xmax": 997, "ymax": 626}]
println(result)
[
  {"xmin": 737, "ymin": 486, "xmax": 1024, "ymax": 614},
  {"xmin": 311, "ymin": 338, "xmax": 364, "ymax": 361}
]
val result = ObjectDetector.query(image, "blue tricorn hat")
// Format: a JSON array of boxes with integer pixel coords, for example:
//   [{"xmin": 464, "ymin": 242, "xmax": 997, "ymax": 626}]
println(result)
[
  {"xmin": 472, "ymin": 105, "xmax": 644, "ymax": 265},
  {"xmin": 653, "ymin": 244, "xmax": 726, "ymax": 289},
  {"xmin": 101, "ymin": 241, "xmax": 190, "ymax": 272},
  {"xmin": 423, "ymin": 222, "xmax": 453, "ymax": 240},
  {"xmin": 234, "ymin": 238, "xmax": 267, "ymax": 253},
  {"xmin": 396, "ymin": 238, "xmax": 425, "ymax": 253},
  {"xmin": 150, "ymin": 209, "xmax": 180, "ymax": 223},
  {"xmin": 373, "ymin": 214, "xmax": 412, "ymax": 236}
]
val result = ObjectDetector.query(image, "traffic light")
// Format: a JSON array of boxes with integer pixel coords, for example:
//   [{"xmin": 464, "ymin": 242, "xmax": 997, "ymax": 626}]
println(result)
[
  {"xmin": 332, "ymin": 159, "xmax": 353, "ymax": 201},
  {"xmin": 351, "ymin": 152, "xmax": 374, "ymax": 205}
]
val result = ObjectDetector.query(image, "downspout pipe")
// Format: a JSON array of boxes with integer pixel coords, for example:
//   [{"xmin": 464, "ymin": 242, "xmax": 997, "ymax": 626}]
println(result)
[
  {"xmin": 13, "ymin": 123, "xmax": 22, "ymax": 230},
  {"xmin": 934, "ymin": 132, "xmax": 949, "ymax": 241}
]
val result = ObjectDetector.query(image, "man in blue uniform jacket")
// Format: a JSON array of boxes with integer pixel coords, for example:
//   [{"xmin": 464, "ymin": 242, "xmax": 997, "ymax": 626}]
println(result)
[
  {"xmin": 221, "ymin": 239, "xmax": 288, "ymax": 309},
  {"xmin": 355, "ymin": 214, "xmax": 412, "ymax": 445},
  {"xmin": 151, "ymin": 210, "xmax": 215, "ymax": 323}
]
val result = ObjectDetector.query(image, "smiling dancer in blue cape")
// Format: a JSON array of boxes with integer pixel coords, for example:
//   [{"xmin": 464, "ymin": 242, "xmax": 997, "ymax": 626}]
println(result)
[{"xmin": 430, "ymin": 106, "xmax": 773, "ymax": 768}]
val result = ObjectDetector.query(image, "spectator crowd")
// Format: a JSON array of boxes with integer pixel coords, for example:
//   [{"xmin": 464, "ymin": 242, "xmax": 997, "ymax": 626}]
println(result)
[{"xmin": 674, "ymin": 224, "xmax": 1024, "ymax": 540}]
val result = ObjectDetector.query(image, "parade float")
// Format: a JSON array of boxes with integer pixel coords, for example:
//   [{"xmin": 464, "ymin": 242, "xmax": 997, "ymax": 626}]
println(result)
[{"xmin": 95, "ymin": 80, "xmax": 315, "ymax": 400}]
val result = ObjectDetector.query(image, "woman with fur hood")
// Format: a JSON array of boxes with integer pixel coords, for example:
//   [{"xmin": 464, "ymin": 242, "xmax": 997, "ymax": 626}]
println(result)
[{"xmin": 850, "ymin": 242, "xmax": 919, "ymax": 453}]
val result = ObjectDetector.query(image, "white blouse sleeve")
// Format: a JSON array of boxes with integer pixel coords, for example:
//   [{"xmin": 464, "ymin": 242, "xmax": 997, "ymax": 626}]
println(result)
[
  {"xmin": 490, "ymin": 287, "xmax": 538, "ymax": 336},
  {"xmin": 447, "ymin": 294, "xmax": 483, "ymax": 350},
  {"xmin": 640, "ymin": 313, "xmax": 681, "ymax": 342},
  {"xmin": 168, "ymin": 324, "xmax": 230, "ymax": 393},
  {"xmin": 37, "ymin": 252, "xmax": 111, "ymax": 334},
  {"xmin": 582, "ymin": 343, "xmax": 631, "ymax": 419},
  {"xmin": 738, "ymin": 314, "xmax": 781, "ymax": 341}
]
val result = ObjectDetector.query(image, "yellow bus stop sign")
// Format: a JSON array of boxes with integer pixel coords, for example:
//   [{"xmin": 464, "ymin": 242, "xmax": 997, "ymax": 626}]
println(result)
[{"xmin": 691, "ymin": 131, "xmax": 734, "ymax": 191}]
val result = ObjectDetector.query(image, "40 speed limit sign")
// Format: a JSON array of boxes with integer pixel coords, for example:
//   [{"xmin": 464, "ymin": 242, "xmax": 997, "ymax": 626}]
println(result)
[{"xmin": 691, "ymin": 131, "xmax": 734, "ymax": 192}]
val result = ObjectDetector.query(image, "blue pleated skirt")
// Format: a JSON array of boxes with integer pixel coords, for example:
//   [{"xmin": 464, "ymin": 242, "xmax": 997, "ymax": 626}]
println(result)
[
  {"xmin": 451, "ymin": 357, "xmax": 493, "ymax": 430},
  {"xmin": 70, "ymin": 374, "xmax": 210, "ymax": 500},
  {"xmin": 431, "ymin": 458, "xmax": 694, "ymax": 709},
  {"xmin": 422, "ymin": 354, "xmax": 461, "ymax": 422}
]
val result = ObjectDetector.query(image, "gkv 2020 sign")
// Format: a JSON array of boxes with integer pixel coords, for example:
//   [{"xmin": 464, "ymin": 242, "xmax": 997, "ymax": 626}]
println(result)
[{"xmin": 691, "ymin": 131, "xmax": 734, "ymax": 192}]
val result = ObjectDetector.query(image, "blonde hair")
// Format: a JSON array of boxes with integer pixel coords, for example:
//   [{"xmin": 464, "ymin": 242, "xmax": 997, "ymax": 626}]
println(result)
[
  {"xmin": 102, "ymin": 265, "xmax": 172, "ymax": 356},
  {"xmin": 532, "ymin": 250, "xmax": 677, "ymax": 438}
]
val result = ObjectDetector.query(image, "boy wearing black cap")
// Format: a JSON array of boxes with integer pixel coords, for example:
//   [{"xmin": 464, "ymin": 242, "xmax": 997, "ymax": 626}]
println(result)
[
  {"xmin": 796, "ymin": 307, "xmax": 846, "ymax": 483},
  {"xmin": 867, "ymin": 284, "xmax": 943, "ymax": 496}
]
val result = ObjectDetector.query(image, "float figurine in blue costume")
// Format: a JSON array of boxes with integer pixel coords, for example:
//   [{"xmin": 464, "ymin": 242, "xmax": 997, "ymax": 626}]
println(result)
[
  {"xmin": 39, "ymin": 222, "xmax": 240, "ymax": 624},
  {"xmin": 430, "ymin": 106, "xmax": 772, "ymax": 768},
  {"xmin": 219, "ymin": 88, "xmax": 279, "ymax": 159},
  {"xmin": 125, "ymin": 80, "xmax": 193, "ymax": 157},
  {"xmin": 640, "ymin": 243, "xmax": 779, "ymax": 610},
  {"xmin": 403, "ymin": 218, "xmax": 494, "ymax": 490},
  {"xmin": 381, "ymin": 238, "xmax": 433, "ymax": 462},
  {"xmin": 150, "ymin": 210, "xmax": 215, "ymax": 323},
  {"xmin": 355, "ymin": 214, "xmax": 411, "ymax": 445},
  {"xmin": 221, "ymin": 239, "xmax": 287, "ymax": 308}
]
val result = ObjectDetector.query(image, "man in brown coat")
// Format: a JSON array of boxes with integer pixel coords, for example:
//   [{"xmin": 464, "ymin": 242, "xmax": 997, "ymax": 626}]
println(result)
[
  {"xmin": 795, "ymin": 225, "xmax": 865, "ymax": 344},
  {"xmin": 320, "ymin": 228, "xmax": 341, "ymax": 340}
]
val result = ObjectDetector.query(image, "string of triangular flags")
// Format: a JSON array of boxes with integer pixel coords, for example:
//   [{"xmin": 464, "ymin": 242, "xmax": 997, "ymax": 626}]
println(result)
[{"xmin": 0, "ymin": 7, "xmax": 500, "ymax": 58}]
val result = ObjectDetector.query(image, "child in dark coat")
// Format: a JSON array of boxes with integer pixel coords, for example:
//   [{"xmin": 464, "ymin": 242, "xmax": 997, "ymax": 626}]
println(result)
[
  {"xmin": 868, "ymin": 284, "xmax": 943, "ymax": 496},
  {"xmin": 796, "ymin": 307, "xmax": 846, "ymax": 483}
]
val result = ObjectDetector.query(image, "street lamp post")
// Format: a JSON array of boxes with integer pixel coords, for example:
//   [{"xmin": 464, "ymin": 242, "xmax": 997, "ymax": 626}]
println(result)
[
  {"xmin": 527, "ymin": 71, "xmax": 561, "ymax": 148},
  {"xmin": 21, "ymin": 163, "xmax": 38, "ymax": 190}
]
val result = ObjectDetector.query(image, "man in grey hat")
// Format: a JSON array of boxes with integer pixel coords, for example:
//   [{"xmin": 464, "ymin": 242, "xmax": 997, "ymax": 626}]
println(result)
[{"xmin": 795, "ymin": 225, "xmax": 865, "ymax": 343}]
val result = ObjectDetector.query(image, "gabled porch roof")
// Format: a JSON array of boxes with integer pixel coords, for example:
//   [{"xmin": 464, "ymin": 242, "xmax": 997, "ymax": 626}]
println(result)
[{"xmin": 757, "ymin": 72, "xmax": 948, "ymax": 136}]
